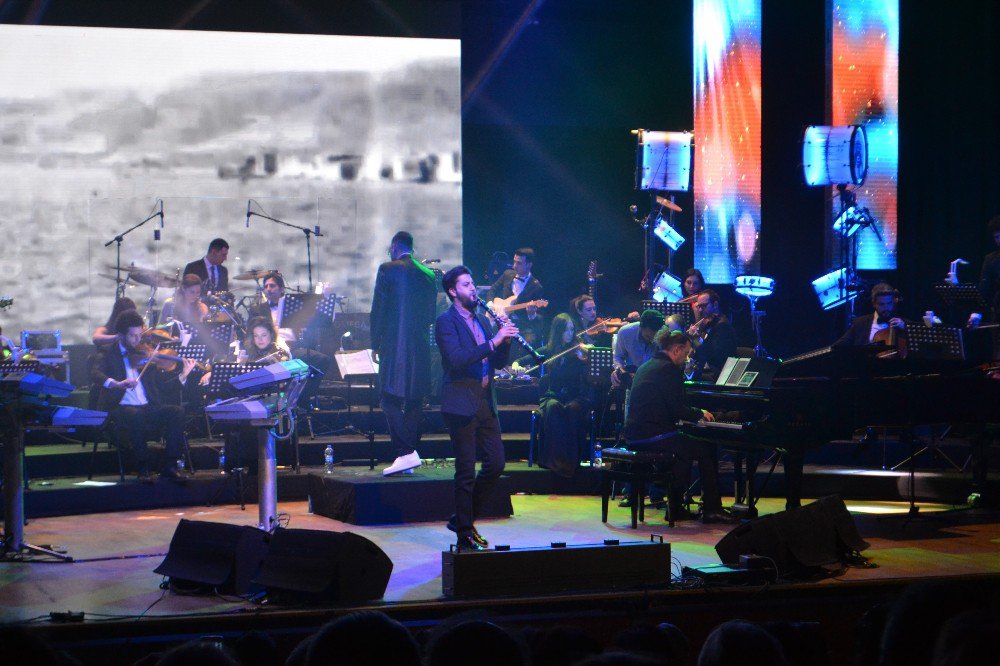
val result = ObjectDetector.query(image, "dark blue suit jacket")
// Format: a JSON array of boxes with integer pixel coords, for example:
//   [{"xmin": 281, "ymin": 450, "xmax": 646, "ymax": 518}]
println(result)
[{"xmin": 435, "ymin": 305, "xmax": 511, "ymax": 417}]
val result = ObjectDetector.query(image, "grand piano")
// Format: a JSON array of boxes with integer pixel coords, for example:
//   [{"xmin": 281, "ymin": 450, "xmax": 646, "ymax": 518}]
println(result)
[{"xmin": 680, "ymin": 345, "xmax": 999, "ymax": 513}]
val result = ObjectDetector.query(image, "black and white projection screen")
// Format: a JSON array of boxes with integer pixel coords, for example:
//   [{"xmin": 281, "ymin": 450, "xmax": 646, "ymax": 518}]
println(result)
[{"xmin": 0, "ymin": 25, "xmax": 461, "ymax": 342}]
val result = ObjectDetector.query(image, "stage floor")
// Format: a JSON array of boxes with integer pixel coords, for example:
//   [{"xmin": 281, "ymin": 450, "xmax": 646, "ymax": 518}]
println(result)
[{"xmin": 2, "ymin": 494, "xmax": 998, "ymax": 625}]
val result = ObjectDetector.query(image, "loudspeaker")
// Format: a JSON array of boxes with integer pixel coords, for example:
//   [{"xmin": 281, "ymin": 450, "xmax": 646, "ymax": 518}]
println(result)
[
  {"xmin": 154, "ymin": 519, "xmax": 270, "ymax": 595},
  {"xmin": 252, "ymin": 528, "xmax": 393, "ymax": 604},
  {"xmin": 442, "ymin": 540, "xmax": 671, "ymax": 598},
  {"xmin": 715, "ymin": 496, "xmax": 869, "ymax": 577}
]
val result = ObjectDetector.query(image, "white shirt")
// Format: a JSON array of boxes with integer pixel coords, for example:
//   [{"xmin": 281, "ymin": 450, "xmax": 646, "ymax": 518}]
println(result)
[
  {"xmin": 107, "ymin": 342, "xmax": 149, "ymax": 406},
  {"xmin": 204, "ymin": 257, "xmax": 220, "ymax": 290},
  {"xmin": 512, "ymin": 273, "xmax": 531, "ymax": 297},
  {"xmin": 868, "ymin": 316, "xmax": 890, "ymax": 343}
]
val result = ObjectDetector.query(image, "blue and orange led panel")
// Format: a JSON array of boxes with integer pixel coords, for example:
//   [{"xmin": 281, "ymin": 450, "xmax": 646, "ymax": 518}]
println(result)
[
  {"xmin": 830, "ymin": 0, "xmax": 898, "ymax": 269},
  {"xmin": 693, "ymin": 0, "xmax": 762, "ymax": 285}
]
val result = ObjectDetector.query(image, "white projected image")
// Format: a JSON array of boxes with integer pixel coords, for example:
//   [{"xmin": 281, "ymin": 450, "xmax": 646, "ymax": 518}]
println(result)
[{"xmin": 0, "ymin": 25, "xmax": 461, "ymax": 342}]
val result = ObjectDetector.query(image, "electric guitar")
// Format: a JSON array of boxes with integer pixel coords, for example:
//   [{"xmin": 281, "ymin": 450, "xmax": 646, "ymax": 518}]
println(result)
[{"xmin": 487, "ymin": 297, "xmax": 549, "ymax": 318}]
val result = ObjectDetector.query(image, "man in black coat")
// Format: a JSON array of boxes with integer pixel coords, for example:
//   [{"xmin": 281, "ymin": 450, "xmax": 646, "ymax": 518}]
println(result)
[
  {"xmin": 91, "ymin": 310, "xmax": 197, "ymax": 482},
  {"xmin": 183, "ymin": 238, "xmax": 229, "ymax": 292},
  {"xmin": 623, "ymin": 329, "xmax": 727, "ymax": 523},
  {"xmin": 371, "ymin": 231, "xmax": 438, "ymax": 476},
  {"xmin": 686, "ymin": 289, "xmax": 737, "ymax": 381},
  {"xmin": 834, "ymin": 282, "xmax": 906, "ymax": 347},
  {"xmin": 436, "ymin": 265, "xmax": 519, "ymax": 551},
  {"xmin": 488, "ymin": 247, "xmax": 544, "ymax": 309}
]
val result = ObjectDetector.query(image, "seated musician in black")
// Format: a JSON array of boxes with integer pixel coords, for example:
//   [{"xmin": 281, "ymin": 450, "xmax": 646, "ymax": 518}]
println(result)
[
  {"xmin": 91, "ymin": 310, "xmax": 197, "ymax": 483},
  {"xmin": 686, "ymin": 289, "xmax": 737, "ymax": 381},
  {"xmin": 512, "ymin": 313, "xmax": 592, "ymax": 478},
  {"xmin": 247, "ymin": 271, "xmax": 332, "ymax": 407},
  {"xmin": 622, "ymin": 328, "xmax": 728, "ymax": 523},
  {"xmin": 833, "ymin": 281, "xmax": 906, "ymax": 347}
]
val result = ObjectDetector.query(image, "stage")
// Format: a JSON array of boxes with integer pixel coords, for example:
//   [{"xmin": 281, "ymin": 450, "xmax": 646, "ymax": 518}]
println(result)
[{"xmin": 1, "ymin": 488, "xmax": 998, "ymax": 664}]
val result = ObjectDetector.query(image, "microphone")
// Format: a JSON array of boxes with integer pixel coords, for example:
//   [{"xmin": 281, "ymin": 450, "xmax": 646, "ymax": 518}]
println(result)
[
  {"xmin": 422, "ymin": 258, "xmax": 441, "ymax": 265},
  {"xmin": 474, "ymin": 297, "xmax": 543, "ymax": 360},
  {"xmin": 158, "ymin": 199, "xmax": 164, "ymax": 228},
  {"xmin": 246, "ymin": 200, "xmax": 252, "ymax": 228}
]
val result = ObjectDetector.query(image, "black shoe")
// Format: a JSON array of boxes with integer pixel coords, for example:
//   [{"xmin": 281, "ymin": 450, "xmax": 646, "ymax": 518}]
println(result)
[
  {"xmin": 159, "ymin": 468, "xmax": 189, "ymax": 484},
  {"xmin": 701, "ymin": 509, "xmax": 738, "ymax": 524},
  {"xmin": 137, "ymin": 472, "xmax": 155, "ymax": 484},
  {"xmin": 618, "ymin": 497, "xmax": 633, "ymax": 508},
  {"xmin": 456, "ymin": 534, "xmax": 487, "ymax": 552},
  {"xmin": 446, "ymin": 516, "xmax": 488, "ymax": 548},
  {"xmin": 668, "ymin": 506, "xmax": 700, "ymax": 522}
]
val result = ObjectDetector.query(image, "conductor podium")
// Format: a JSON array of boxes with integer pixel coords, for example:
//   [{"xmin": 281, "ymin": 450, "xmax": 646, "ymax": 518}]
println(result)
[{"xmin": 204, "ymin": 359, "xmax": 311, "ymax": 531}]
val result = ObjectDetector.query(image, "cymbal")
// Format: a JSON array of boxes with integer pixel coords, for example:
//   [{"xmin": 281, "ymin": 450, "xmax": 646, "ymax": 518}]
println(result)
[
  {"xmin": 655, "ymin": 195, "xmax": 683, "ymax": 213},
  {"xmin": 233, "ymin": 268, "xmax": 278, "ymax": 281},
  {"xmin": 129, "ymin": 269, "xmax": 179, "ymax": 288},
  {"xmin": 97, "ymin": 273, "xmax": 135, "ymax": 285}
]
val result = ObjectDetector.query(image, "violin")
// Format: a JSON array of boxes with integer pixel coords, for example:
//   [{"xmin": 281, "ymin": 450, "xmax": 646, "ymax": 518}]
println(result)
[
  {"xmin": 688, "ymin": 313, "xmax": 721, "ymax": 337},
  {"xmin": 130, "ymin": 341, "xmax": 211, "ymax": 374}
]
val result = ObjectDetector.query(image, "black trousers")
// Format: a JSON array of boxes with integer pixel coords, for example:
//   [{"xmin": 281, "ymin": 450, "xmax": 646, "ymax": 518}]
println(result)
[
  {"xmin": 112, "ymin": 403, "xmax": 186, "ymax": 475},
  {"xmin": 630, "ymin": 432, "xmax": 723, "ymax": 511},
  {"xmin": 380, "ymin": 392, "xmax": 424, "ymax": 458},
  {"xmin": 443, "ymin": 398, "xmax": 505, "ymax": 537}
]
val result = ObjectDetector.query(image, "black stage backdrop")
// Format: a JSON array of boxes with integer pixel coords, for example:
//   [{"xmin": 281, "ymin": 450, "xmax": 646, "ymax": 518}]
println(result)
[{"xmin": 3, "ymin": 0, "xmax": 998, "ymax": 358}]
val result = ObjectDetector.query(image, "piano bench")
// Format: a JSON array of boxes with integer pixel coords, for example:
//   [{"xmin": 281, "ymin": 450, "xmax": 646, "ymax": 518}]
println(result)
[{"xmin": 601, "ymin": 447, "xmax": 678, "ymax": 528}]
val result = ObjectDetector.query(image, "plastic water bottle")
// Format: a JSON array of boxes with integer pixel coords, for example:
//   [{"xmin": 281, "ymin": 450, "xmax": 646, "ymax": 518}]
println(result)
[
  {"xmin": 324, "ymin": 445, "xmax": 334, "ymax": 473},
  {"xmin": 176, "ymin": 457, "xmax": 186, "ymax": 472},
  {"xmin": 218, "ymin": 446, "xmax": 226, "ymax": 474},
  {"xmin": 592, "ymin": 443, "xmax": 603, "ymax": 468}
]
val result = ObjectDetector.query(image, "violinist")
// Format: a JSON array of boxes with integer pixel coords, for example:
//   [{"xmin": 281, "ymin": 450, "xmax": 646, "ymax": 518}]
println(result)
[
  {"xmin": 686, "ymin": 289, "xmax": 736, "ymax": 381},
  {"xmin": 244, "ymin": 316, "xmax": 291, "ymax": 364},
  {"xmin": 91, "ymin": 310, "xmax": 197, "ymax": 483},
  {"xmin": 682, "ymin": 268, "xmax": 706, "ymax": 300},
  {"xmin": 511, "ymin": 314, "xmax": 593, "ymax": 478},
  {"xmin": 571, "ymin": 294, "xmax": 609, "ymax": 346},
  {"xmin": 833, "ymin": 282, "xmax": 906, "ymax": 348},
  {"xmin": 610, "ymin": 309, "xmax": 664, "ymax": 389}
]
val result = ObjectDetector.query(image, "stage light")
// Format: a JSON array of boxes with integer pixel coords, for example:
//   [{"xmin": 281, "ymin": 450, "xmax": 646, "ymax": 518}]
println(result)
[
  {"xmin": 802, "ymin": 125, "xmax": 868, "ymax": 186},
  {"xmin": 633, "ymin": 129, "xmax": 693, "ymax": 192},
  {"xmin": 651, "ymin": 272, "xmax": 683, "ymax": 303},
  {"xmin": 811, "ymin": 268, "xmax": 856, "ymax": 310},
  {"xmin": 653, "ymin": 216, "xmax": 686, "ymax": 251}
]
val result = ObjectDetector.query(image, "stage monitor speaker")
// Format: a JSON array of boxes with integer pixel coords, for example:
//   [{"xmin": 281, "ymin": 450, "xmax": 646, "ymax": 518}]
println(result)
[
  {"xmin": 715, "ymin": 495, "xmax": 869, "ymax": 578},
  {"xmin": 442, "ymin": 539, "xmax": 671, "ymax": 598},
  {"xmin": 153, "ymin": 519, "xmax": 270, "ymax": 595},
  {"xmin": 252, "ymin": 528, "xmax": 393, "ymax": 604}
]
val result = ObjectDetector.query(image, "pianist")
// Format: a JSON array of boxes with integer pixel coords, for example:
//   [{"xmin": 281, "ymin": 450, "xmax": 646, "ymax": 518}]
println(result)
[{"xmin": 623, "ymin": 328, "xmax": 730, "ymax": 523}]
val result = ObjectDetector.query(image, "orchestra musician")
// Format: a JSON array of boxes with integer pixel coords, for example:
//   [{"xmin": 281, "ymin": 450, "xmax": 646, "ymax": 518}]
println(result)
[
  {"xmin": 160, "ymin": 274, "xmax": 210, "ymax": 328},
  {"xmin": 370, "ymin": 231, "xmax": 438, "ymax": 477},
  {"xmin": 91, "ymin": 309, "xmax": 197, "ymax": 483},
  {"xmin": 436, "ymin": 265, "xmax": 519, "ymax": 551},
  {"xmin": 834, "ymin": 282, "xmax": 906, "ymax": 347},
  {"xmin": 183, "ymin": 238, "xmax": 229, "ymax": 293},
  {"xmin": 610, "ymin": 309, "xmax": 664, "ymax": 389},
  {"xmin": 92, "ymin": 297, "xmax": 138, "ymax": 346},
  {"xmin": 243, "ymin": 316, "xmax": 291, "ymax": 364},
  {"xmin": 512, "ymin": 313, "xmax": 593, "ymax": 478},
  {"xmin": 623, "ymin": 328, "xmax": 730, "ymax": 523},
  {"xmin": 488, "ymin": 247, "xmax": 544, "ymax": 307},
  {"xmin": 976, "ymin": 216, "xmax": 1000, "ymax": 324},
  {"xmin": 682, "ymin": 268, "xmax": 706, "ymax": 300},
  {"xmin": 686, "ymin": 289, "xmax": 737, "ymax": 381},
  {"xmin": 571, "ymin": 294, "xmax": 611, "ymax": 347},
  {"xmin": 247, "ymin": 271, "xmax": 333, "ymax": 407}
]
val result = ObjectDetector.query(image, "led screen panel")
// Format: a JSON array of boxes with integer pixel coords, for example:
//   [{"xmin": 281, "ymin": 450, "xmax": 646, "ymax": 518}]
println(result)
[
  {"xmin": 693, "ymin": 0, "xmax": 762, "ymax": 285},
  {"xmin": 0, "ymin": 25, "xmax": 461, "ymax": 341},
  {"xmin": 829, "ymin": 0, "xmax": 898, "ymax": 269}
]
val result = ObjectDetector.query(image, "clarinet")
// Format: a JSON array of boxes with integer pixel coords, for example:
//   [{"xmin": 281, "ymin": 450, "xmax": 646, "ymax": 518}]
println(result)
[{"xmin": 475, "ymin": 298, "xmax": 543, "ymax": 360}]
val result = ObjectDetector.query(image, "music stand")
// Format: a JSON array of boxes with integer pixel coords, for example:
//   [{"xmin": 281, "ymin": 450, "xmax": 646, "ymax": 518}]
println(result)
[
  {"xmin": 641, "ymin": 300, "xmax": 694, "ymax": 327},
  {"xmin": 906, "ymin": 326, "xmax": 965, "ymax": 361},
  {"xmin": 587, "ymin": 347, "xmax": 614, "ymax": 380},
  {"xmin": 333, "ymin": 350, "xmax": 378, "ymax": 470},
  {"xmin": 934, "ymin": 284, "xmax": 988, "ymax": 312}
]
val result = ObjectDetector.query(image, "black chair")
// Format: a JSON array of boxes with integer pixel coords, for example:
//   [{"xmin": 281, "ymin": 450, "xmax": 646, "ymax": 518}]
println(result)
[{"xmin": 600, "ymin": 447, "xmax": 678, "ymax": 528}]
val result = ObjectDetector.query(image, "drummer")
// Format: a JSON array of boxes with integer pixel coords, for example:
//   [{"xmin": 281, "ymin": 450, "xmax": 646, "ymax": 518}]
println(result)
[{"xmin": 183, "ymin": 238, "xmax": 229, "ymax": 293}]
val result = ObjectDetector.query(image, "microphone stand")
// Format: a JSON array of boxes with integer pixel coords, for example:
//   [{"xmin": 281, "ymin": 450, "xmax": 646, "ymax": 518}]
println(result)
[
  {"xmin": 103, "ymin": 204, "xmax": 162, "ymax": 299},
  {"xmin": 246, "ymin": 210, "xmax": 323, "ymax": 292}
]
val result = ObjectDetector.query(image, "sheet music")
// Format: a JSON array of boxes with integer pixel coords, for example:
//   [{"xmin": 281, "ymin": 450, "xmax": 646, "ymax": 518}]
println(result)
[{"xmin": 335, "ymin": 349, "xmax": 378, "ymax": 376}]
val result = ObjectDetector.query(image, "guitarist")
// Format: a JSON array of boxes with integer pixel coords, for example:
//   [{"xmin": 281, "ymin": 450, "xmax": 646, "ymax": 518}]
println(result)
[{"xmin": 488, "ymin": 247, "xmax": 545, "ymax": 353}]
